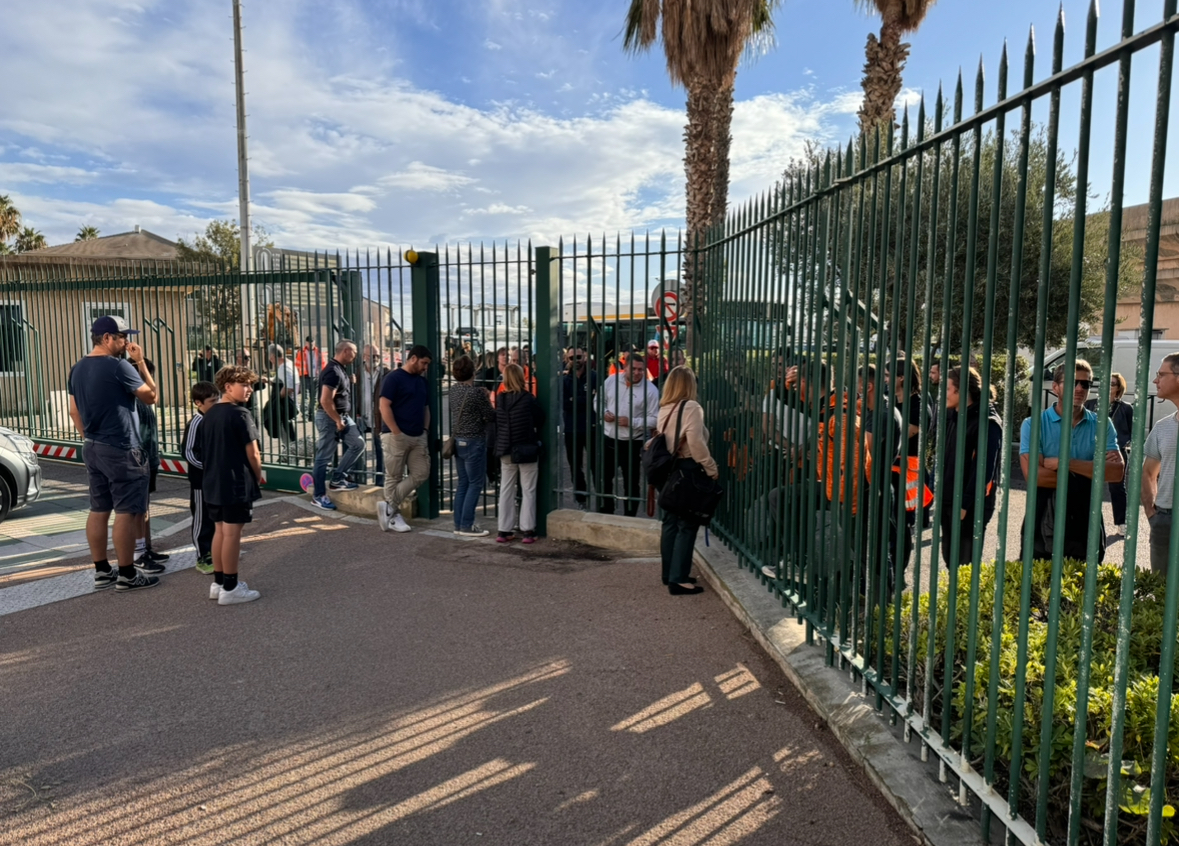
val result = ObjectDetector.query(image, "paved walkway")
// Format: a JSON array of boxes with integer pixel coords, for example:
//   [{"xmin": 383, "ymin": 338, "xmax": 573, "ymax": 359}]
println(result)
[
  {"xmin": 0, "ymin": 462, "xmax": 190, "ymax": 586},
  {"xmin": 0, "ymin": 488, "xmax": 913, "ymax": 845}
]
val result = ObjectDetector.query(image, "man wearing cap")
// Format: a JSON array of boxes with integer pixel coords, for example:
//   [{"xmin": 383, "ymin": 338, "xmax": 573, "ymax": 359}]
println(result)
[
  {"xmin": 645, "ymin": 340, "xmax": 668, "ymax": 382},
  {"xmin": 68, "ymin": 316, "xmax": 162, "ymax": 592}
]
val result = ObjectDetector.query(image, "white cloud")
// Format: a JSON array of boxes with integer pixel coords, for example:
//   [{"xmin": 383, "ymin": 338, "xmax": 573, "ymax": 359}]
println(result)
[
  {"xmin": 485, "ymin": 39, "xmax": 503, "ymax": 50},
  {"xmin": 0, "ymin": 163, "xmax": 98, "ymax": 185},
  {"xmin": 0, "ymin": 0, "xmax": 859, "ymax": 249},
  {"xmin": 463, "ymin": 203, "xmax": 531, "ymax": 216}
]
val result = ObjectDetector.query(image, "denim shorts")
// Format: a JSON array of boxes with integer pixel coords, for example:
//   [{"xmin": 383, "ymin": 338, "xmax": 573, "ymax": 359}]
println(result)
[{"xmin": 83, "ymin": 440, "xmax": 149, "ymax": 515}]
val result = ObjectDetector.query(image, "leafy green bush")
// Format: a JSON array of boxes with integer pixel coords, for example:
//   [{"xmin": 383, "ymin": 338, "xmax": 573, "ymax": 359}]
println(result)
[{"xmin": 894, "ymin": 559, "xmax": 1178, "ymax": 844}]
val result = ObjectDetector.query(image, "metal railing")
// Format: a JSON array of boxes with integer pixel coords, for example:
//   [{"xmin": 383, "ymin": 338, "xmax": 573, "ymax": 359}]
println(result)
[
  {"xmin": 693, "ymin": 2, "xmax": 1179, "ymax": 843},
  {"xmin": 1, "ymin": 4, "xmax": 1176, "ymax": 839}
]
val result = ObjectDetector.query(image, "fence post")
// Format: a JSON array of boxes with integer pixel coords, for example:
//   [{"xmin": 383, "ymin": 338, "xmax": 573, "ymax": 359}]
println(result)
[
  {"xmin": 534, "ymin": 246, "xmax": 559, "ymax": 535},
  {"xmin": 410, "ymin": 251, "xmax": 441, "ymax": 520}
]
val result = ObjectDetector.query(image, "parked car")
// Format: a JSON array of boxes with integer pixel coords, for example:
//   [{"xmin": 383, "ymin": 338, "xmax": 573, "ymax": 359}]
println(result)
[{"xmin": 0, "ymin": 427, "xmax": 42, "ymax": 524}]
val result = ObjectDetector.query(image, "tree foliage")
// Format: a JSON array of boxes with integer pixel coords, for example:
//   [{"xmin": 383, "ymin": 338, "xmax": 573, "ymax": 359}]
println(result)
[
  {"xmin": 175, "ymin": 219, "xmax": 273, "ymax": 270},
  {"xmin": 75, "ymin": 225, "xmax": 100, "ymax": 241},
  {"xmin": 175, "ymin": 220, "xmax": 275, "ymax": 351},
  {"xmin": 776, "ymin": 124, "xmax": 1132, "ymax": 360}
]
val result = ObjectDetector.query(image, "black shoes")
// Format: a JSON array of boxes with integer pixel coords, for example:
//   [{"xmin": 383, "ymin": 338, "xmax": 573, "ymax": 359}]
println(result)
[
  {"xmin": 668, "ymin": 583, "xmax": 704, "ymax": 595},
  {"xmin": 116, "ymin": 572, "xmax": 160, "ymax": 592},
  {"xmin": 142, "ymin": 548, "xmax": 170, "ymax": 563},
  {"xmin": 134, "ymin": 557, "xmax": 166, "ymax": 575}
]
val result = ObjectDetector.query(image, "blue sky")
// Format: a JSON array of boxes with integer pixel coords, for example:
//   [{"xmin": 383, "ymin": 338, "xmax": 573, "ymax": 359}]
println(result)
[{"xmin": 1, "ymin": 0, "xmax": 1175, "ymax": 250}]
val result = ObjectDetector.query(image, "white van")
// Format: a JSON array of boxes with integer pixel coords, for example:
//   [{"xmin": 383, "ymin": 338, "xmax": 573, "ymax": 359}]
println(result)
[{"xmin": 1040, "ymin": 337, "xmax": 1179, "ymax": 428}]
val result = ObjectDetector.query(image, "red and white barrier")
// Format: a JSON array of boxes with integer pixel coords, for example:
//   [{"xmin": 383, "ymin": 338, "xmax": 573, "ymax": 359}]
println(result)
[
  {"xmin": 159, "ymin": 458, "xmax": 188, "ymax": 475},
  {"xmin": 33, "ymin": 444, "xmax": 78, "ymax": 459},
  {"xmin": 33, "ymin": 444, "xmax": 266, "ymax": 483}
]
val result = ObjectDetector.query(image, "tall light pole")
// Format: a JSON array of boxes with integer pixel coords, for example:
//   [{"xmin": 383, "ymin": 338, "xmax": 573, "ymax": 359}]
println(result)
[{"xmin": 232, "ymin": 0, "xmax": 251, "ymax": 273}]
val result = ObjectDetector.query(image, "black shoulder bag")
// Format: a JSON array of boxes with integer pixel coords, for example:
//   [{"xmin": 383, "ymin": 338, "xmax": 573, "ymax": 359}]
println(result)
[
  {"xmin": 657, "ymin": 407, "xmax": 724, "ymax": 525},
  {"xmin": 642, "ymin": 402, "xmax": 685, "ymax": 490}
]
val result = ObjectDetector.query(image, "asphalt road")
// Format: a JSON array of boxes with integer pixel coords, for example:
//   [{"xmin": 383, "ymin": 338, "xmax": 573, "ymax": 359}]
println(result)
[{"xmin": 0, "ymin": 502, "xmax": 915, "ymax": 846}]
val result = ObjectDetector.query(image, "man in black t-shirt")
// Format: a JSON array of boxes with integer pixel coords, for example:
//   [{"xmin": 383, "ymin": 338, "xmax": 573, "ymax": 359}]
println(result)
[
  {"xmin": 202, "ymin": 365, "xmax": 264, "ymax": 605},
  {"xmin": 311, "ymin": 340, "xmax": 365, "ymax": 509},
  {"xmin": 68, "ymin": 315, "xmax": 162, "ymax": 593}
]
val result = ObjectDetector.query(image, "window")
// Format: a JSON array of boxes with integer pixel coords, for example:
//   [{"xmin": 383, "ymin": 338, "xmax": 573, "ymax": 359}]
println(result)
[
  {"xmin": 82, "ymin": 302, "xmax": 132, "ymax": 353},
  {"xmin": 0, "ymin": 302, "xmax": 25, "ymax": 374}
]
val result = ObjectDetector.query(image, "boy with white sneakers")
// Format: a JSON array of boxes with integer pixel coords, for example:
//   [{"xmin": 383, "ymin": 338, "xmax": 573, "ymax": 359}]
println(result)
[{"xmin": 201, "ymin": 365, "xmax": 264, "ymax": 605}]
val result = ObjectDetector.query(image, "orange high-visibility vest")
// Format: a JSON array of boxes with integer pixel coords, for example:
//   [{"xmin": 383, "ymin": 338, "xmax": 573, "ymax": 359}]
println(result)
[{"xmin": 892, "ymin": 456, "xmax": 934, "ymax": 511}]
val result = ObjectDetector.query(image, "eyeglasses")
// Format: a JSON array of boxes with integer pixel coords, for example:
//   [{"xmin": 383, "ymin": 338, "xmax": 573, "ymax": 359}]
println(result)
[
  {"xmin": 1157, "ymin": 370, "xmax": 1179, "ymax": 379},
  {"xmin": 1057, "ymin": 378, "xmax": 1093, "ymax": 390}
]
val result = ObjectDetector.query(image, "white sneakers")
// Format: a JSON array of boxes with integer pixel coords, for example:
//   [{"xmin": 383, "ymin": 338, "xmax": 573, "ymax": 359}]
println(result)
[
  {"xmin": 377, "ymin": 501, "xmax": 411, "ymax": 533},
  {"xmin": 218, "ymin": 581, "xmax": 261, "ymax": 605},
  {"xmin": 209, "ymin": 581, "xmax": 261, "ymax": 604}
]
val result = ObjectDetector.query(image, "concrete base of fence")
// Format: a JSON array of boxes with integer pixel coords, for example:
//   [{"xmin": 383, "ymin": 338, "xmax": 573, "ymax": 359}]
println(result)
[
  {"xmin": 545, "ymin": 508, "xmax": 982, "ymax": 846},
  {"xmin": 545, "ymin": 509, "xmax": 661, "ymax": 553},
  {"xmin": 319, "ymin": 487, "xmax": 418, "ymax": 521}
]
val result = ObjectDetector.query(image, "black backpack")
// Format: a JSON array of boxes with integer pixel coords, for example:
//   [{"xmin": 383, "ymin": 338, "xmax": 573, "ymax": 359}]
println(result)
[{"xmin": 642, "ymin": 402, "xmax": 685, "ymax": 489}]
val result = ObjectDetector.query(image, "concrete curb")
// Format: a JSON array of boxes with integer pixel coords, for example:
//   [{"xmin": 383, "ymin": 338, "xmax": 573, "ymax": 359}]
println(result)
[
  {"xmin": 544, "ymin": 509, "xmax": 661, "ymax": 553},
  {"xmin": 312, "ymin": 486, "xmax": 419, "ymax": 520},
  {"xmin": 548, "ymin": 508, "xmax": 980, "ymax": 846}
]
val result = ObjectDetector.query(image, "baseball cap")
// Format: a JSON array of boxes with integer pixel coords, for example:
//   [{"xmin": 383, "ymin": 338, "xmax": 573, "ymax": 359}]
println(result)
[{"xmin": 91, "ymin": 315, "xmax": 138, "ymax": 336}]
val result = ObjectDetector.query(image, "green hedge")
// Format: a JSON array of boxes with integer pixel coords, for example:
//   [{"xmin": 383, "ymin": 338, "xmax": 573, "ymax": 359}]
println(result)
[{"xmin": 896, "ymin": 559, "xmax": 1178, "ymax": 844}]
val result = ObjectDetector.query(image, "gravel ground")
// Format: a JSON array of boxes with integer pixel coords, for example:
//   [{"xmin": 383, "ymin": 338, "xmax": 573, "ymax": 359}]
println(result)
[{"xmin": 0, "ymin": 502, "xmax": 916, "ymax": 846}]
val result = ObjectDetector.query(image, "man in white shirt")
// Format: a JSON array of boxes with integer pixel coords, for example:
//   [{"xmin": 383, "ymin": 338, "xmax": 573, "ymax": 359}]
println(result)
[
  {"xmin": 596, "ymin": 352, "xmax": 660, "ymax": 516},
  {"xmin": 268, "ymin": 344, "xmax": 299, "ymax": 457},
  {"xmin": 1142, "ymin": 353, "xmax": 1179, "ymax": 576}
]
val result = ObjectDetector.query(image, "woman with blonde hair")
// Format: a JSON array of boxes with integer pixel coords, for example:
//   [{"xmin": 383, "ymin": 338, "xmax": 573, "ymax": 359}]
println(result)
[
  {"xmin": 494, "ymin": 363, "xmax": 543, "ymax": 543},
  {"xmin": 655, "ymin": 366, "xmax": 718, "ymax": 595}
]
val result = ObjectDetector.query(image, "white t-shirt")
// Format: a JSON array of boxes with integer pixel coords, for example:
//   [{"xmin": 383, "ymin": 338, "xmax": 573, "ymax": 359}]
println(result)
[
  {"xmin": 763, "ymin": 389, "xmax": 810, "ymax": 448},
  {"xmin": 275, "ymin": 360, "xmax": 299, "ymax": 397},
  {"xmin": 1145, "ymin": 413, "xmax": 1179, "ymax": 509}
]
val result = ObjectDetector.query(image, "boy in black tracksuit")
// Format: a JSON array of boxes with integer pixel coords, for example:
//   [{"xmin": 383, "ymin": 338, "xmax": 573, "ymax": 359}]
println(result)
[{"xmin": 183, "ymin": 381, "xmax": 219, "ymax": 573}]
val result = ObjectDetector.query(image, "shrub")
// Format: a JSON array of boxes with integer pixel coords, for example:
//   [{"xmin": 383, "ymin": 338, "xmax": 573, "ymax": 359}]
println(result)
[{"xmin": 891, "ymin": 559, "xmax": 1178, "ymax": 844}]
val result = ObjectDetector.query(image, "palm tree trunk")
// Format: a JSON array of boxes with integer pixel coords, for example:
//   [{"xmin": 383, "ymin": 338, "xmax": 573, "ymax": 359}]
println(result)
[
  {"xmin": 710, "ymin": 80, "xmax": 734, "ymax": 230},
  {"xmin": 858, "ymin": 18, "xmax": 909, "ymax": 137},
  {"xmin": 682, "ymin": 76, "xmax": 736, "ymax": 319}
]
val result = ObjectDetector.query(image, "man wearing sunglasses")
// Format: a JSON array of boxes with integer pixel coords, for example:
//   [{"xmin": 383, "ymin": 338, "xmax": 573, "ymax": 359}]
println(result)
[
  {"xmin": 1019, "ymin": 359, "xmax": 1123, "ymax": 563},
  {"xmin": 68, "ymin": 315, "xmax": 162, "ymax": 592}
]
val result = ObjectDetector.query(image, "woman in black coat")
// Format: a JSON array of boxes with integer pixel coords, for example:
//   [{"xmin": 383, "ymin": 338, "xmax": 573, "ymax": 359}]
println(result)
[
  {"xmin": 1085, "ymin": 372, "xmax": 1133, "ymax": 532},
  {"xmin": 940, "ymin": 366, "xmax": 1004, "ymax": 568},
  {"xmin": 495, "ymin": 364, "xmax": 543, "ymax": 544}
]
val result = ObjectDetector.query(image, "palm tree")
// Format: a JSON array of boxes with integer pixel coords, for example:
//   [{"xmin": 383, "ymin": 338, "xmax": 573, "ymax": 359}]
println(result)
[
  {"xmin": 14, "ymin": 227, "xmax": 47, "ymax": 254},
  {"xmin": 624, "ymin": 0, "xmax": 779, "ymax": 242},
  {"xmin": 75, "ymin": 225, "xmax": 100, "ymax": 242},
  {"xmin": 855, "ymin": 0, "xmax": 940, "ymax": 134},
  {"xmin": 0, "ymin": 195, "xmax": 21, "ymax": 249}
]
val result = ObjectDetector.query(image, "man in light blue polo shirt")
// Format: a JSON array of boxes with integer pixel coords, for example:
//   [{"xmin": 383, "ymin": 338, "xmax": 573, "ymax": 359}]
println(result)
[{"xmin": 1019, "ymin": 359, "xmax": 1123, "ymax": 562}]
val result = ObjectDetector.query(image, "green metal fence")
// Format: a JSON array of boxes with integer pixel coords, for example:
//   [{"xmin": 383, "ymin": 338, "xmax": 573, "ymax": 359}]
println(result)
[
  {"xmin": 692, "ymin": 2, "xmax": 1179, "ymax": 843},
  {"xmin": 2, "ymin": 3, "xmax": 1178, "ymax": 840}
]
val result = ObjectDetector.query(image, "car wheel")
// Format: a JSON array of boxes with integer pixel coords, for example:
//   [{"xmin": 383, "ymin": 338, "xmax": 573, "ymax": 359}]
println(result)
[{"xmin": 0, "ymin": 474, "xmax": 12, "ymax": 525}]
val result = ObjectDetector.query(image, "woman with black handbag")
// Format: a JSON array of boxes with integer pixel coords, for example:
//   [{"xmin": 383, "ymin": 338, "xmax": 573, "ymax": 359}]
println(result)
[
  {"xmin": 656, "ymin": 366, "xmax": 719, "ymax": 595},
  {"xmin": 494, "ymin": 364, "xmax": 543, "ymax": 544}
]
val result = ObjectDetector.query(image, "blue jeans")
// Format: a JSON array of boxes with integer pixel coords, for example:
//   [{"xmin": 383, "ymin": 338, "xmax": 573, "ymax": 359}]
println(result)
[
  {"xmin": 454, "ymin": 437, "xmax": 487, "ymax": 530},
  {"xmin": 313, "ymin": 411, "xmax": 366, "ymax": 497}
]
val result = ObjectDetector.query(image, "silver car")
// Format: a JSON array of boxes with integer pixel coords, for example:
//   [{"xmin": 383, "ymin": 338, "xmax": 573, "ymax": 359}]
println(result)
[{"xmin": 0, "ymin": 427, "xmax": 42, "ymax": 523}]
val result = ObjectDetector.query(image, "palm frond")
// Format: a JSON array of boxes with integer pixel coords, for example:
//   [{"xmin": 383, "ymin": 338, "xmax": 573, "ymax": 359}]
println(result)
[
  {"xmin": 623, "ymin": 0, "xmax": 661, "ymax": 54},
  {"xmin": 852, "ymin": 0, "xmax": 939, "ymax": 33}
]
